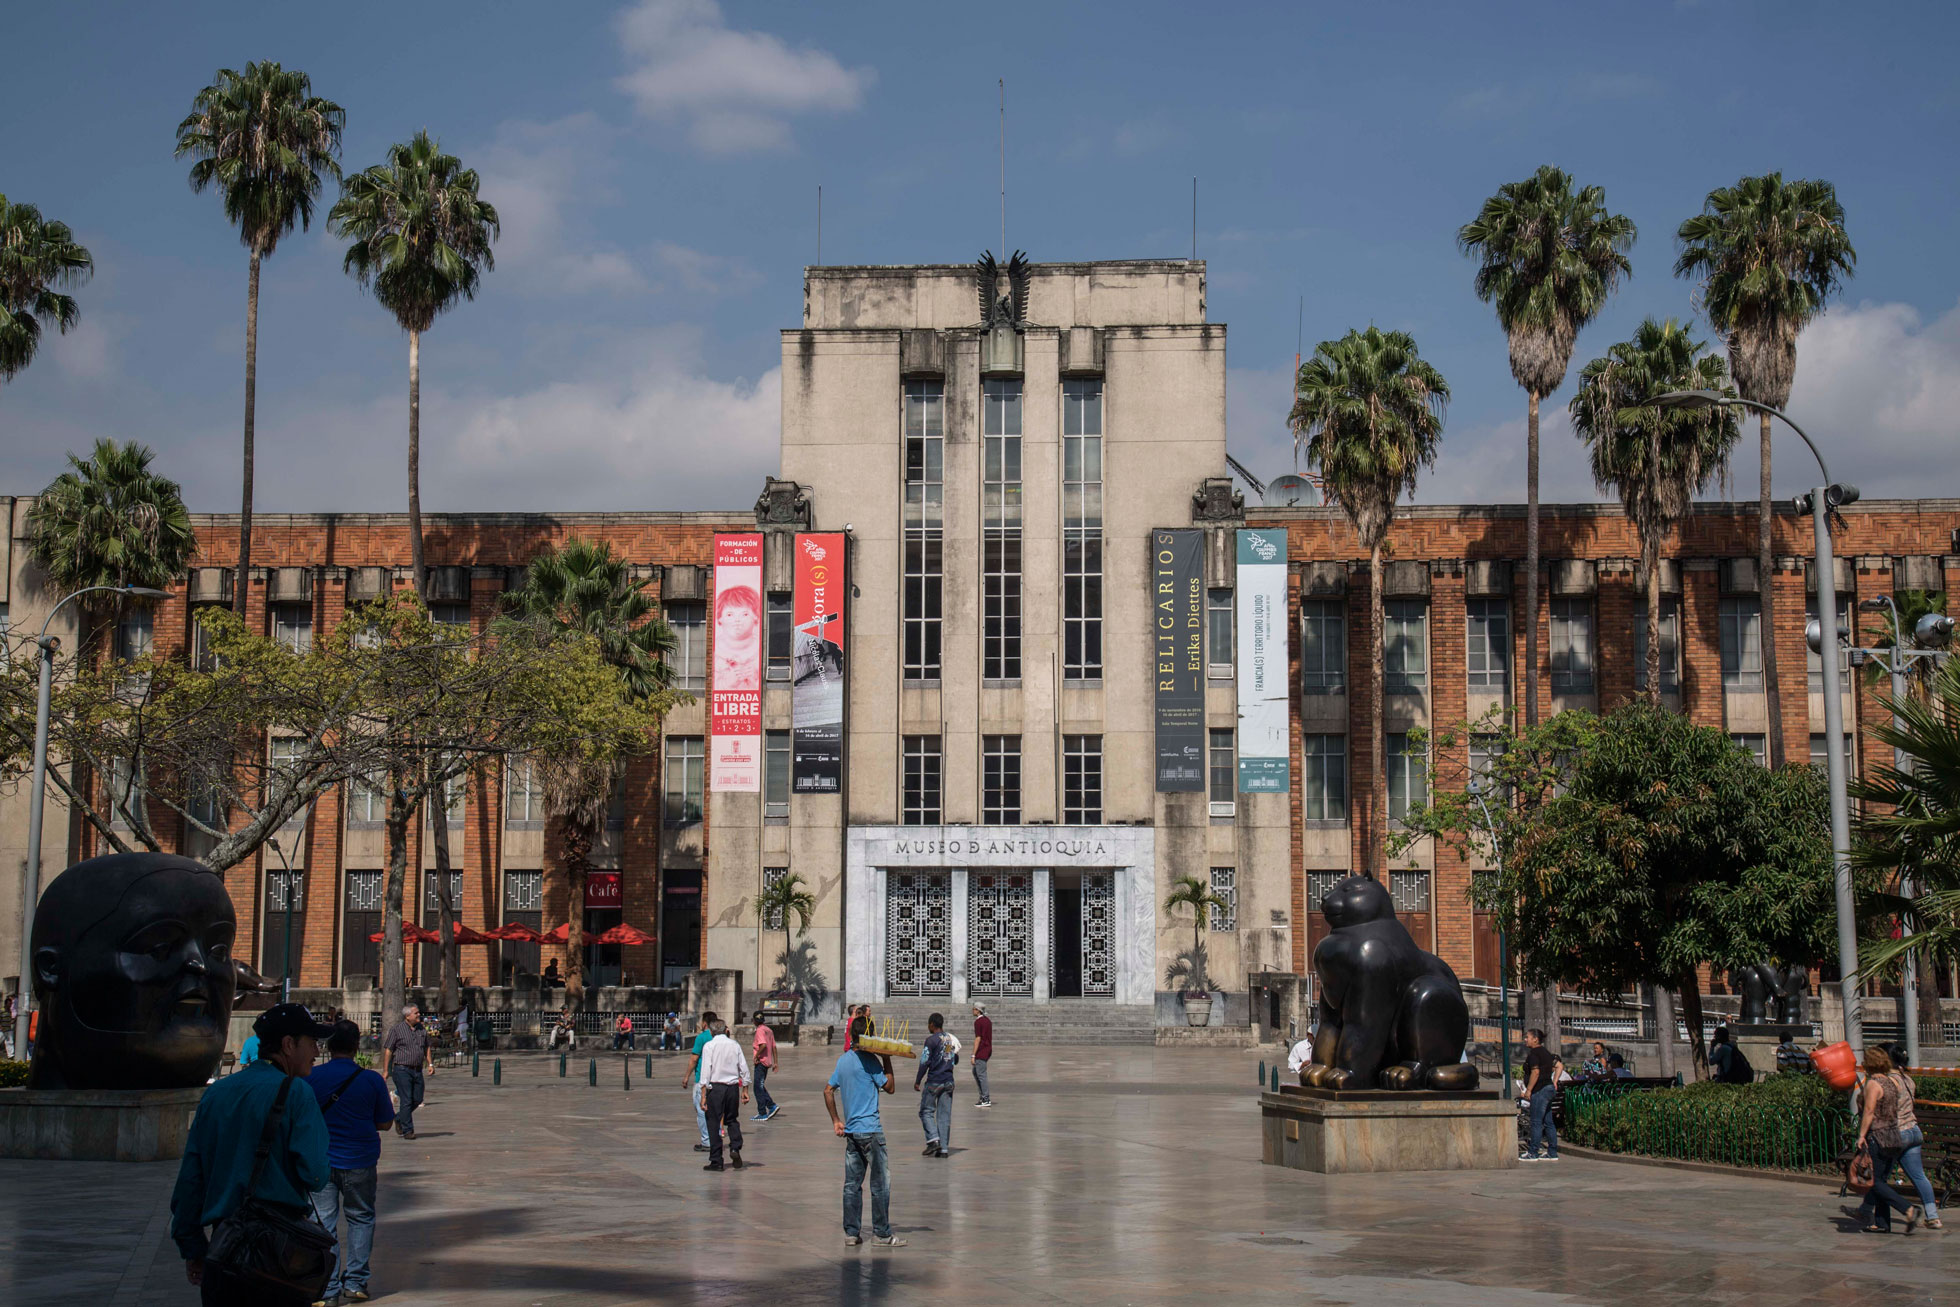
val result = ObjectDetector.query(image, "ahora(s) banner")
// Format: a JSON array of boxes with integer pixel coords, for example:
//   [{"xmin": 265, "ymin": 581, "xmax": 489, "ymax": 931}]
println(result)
[
  {"xmin": 1153, "ymin": 528, "xmax": 1204, "ymax": 791},
  {"xmin": 792, "ymin": 533, "xmax": 847, "ymax": 793},
  {"xmin": 1236, "ymin": 528, "xmax": 1289, "ymax": 792},
  {"xmin": 709, "ymin": 533, "xmax": 763, "ymax": 791}
]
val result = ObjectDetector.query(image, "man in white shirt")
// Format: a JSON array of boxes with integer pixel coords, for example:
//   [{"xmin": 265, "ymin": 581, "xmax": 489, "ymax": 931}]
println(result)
[{"xmin": 696, "ymin": 1019, "xmax": 752, "ymax": 1172}]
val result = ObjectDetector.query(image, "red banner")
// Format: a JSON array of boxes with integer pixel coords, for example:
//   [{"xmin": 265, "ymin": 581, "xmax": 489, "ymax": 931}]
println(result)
[
  {"xmin": 710, "ymin": 533, "xmax": 764, "ymax": 791},
  {"xmin": 584, "ymin": 873, "xmax": 621, "ymax": 908}
]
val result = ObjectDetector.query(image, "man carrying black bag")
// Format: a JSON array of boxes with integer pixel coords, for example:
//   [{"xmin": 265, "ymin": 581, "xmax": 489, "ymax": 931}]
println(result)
[{"xmin": 172, "ymin": 1003, "xmax": 336, "ymax": 1306}]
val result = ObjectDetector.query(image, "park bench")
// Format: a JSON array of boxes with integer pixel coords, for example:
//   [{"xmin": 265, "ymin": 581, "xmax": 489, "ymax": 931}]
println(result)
[{"xmin": 1917, "ymin": 1100, "xmax": 1960, "ymax": 1212}]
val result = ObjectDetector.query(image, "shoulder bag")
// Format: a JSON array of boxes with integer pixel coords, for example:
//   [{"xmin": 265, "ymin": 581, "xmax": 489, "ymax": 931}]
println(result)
[{"xmin": 203, "ymin": 1076, "xmax": 336, "ymax": 1300}]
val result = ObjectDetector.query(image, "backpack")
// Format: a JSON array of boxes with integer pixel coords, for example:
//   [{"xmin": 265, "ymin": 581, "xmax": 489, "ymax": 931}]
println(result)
[{"xmin": 1722, "ymin": 1045, "xmax": 1753, "ymax": 1084}]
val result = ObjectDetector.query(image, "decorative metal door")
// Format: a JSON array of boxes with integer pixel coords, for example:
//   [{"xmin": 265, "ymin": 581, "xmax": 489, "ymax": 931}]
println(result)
[
  {"xmin": 885, "ymin": 872, "xmax": 951, "ymax": 996},
  {"xmin": 968, "ymin": 872, "xmax": 1034, "ymax": 995},
  {"xmin": 1081, "ymin": 872, "xmax": 1115, "ymax": 996}
]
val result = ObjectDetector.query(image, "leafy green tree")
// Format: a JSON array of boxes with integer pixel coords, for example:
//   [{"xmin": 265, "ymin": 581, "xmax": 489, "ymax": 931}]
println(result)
[
  {"xmin": 1290, "ymin": 326, "xmax": 1448, "ymax": 873},
  {"xmin": 1676, "ymin": 174, "xmax": 1856, "ymax": 767},
  {"xmin": 1, "ymin": 195, "xmax": 93, "ymax": 384},
  {"xmin": 754, "ymin": 871, "xmax": 817, "ymax": 993},
  {"xmin": 175, "ymin": 62, "xmax": 344, "ymax": 618},
  {"xmin": 1569, "ymin": 319, "xmax": 1740, "ymax": 703},
  {"xmin": 1459, "ymin": 167, "xmax": 1635, "ymax": 728},
  {"xmin": 329, "ymin": 132, "xmax": 499, "ymax": 599},
  {"xmin": 1164, "ymin": 874, "xmax": 1231, "ymax": 994},
  {"xmin": 24, "ymin": 439, "xmax": 195, "ymax": 644}
]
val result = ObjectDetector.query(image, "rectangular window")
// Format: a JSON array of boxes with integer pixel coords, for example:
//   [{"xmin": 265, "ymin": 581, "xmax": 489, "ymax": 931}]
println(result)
[
  {"xmin": 262, "ymin": 869, "xmax": 304, "ymax": 983},
  {"xmin": 190, "ymin": 609, "xmax": 222, "ymax": 670},
  {"xmin": 105, "ymin": 755, "xmax": 145, "ymax": 829},
  {"xmin": 1469, "ymin": 733, "xmax": 1510, "ymax": 802},
  {"xmin": 983, "ymin": 379, "xmax": 1023, "ymax": 681},
  {"xmin": 269, "ymin": 737, "xmax": 309, "ymax": 826},
  {"xmin": 500, "ymin": 869, "xmax": 543, "ymax": 982},
  {"xmin": 1062, "ymin": 379, "xmax": 1103, "ymax": 681},
  {"xmin": 1063, "ymin": 734, "xmax": 1103, "ymax": 825},
  {"xmin": 1731, "ymin": 733, "xmax": 1768, "ymax": 767},
  {"xmin": 1465, "ymin": 596, "xmax": 1509, "ymax": 691},
  {"xmin": 271, "ymin": 602, "xmax": 313, "ymax": 653},
  {"xmin": 423, "ymin": 751, "xmax": 464, "ymax": 822},
  {"xmin": 606, "ymin": 769, "xmax": 627, "ymax": 831},
  {"xmin": 1210, "ymin": 867, "xmax": 1237, "ymax": 931},
  {"xmin": 1634, "ymin": 599, "xmax": 1682, "ymax": 694},
  {"xmin": 1389, "ymin": 869, "xmax": 1432, "ymax": 915},
  {"xmin": 115, "ymin": 607, "xmax": 154, "ymax": 661},
  {"xmin": 666, "ymin": 602, "xmax": 706, "ymax": 692},
  {"xmin": 1720, "ymin": 596, "xmax": 1764, "ymax": 692},
  {"xmin": 1386, "ymin": 732, "xmax": 1427, "ymax": 822},
  {"xmin": 1301, "ymin": 600, "xmax": 1347, "ymax": 694},
  {"xmin": 663, "ymin": 736, "xmax": 704, "ymax": 827},
  {"xmin": 764, "ymin": 729, "xmax": 791, "ymax": 818},
  {"xmin": 981, "ymin": 734, "xmax": 1021, "ymax": 825},
  {"xmin": 1807, "ymin": 595, "xmax": 1852, "ymax": 694},
  {"xmin": 1384, "ymin": 599, "xmax": 1428, "ymax": 695},
  {"xmin": 902, "ymin": 735, "xmax": 943, "ymax": 826},
  {"xmin": 1549, "ymin": 597, "xmax": 1595, "ymax": 694},
  {"xmin": 1300, "ymin": 734, "xmax": 1348, "ymax": 820},
  {"xmin": 1209, "ymin": 728, "xmax": 1236, "ymax": 815},
  {"xmin": 347, "ymin": 770, "xmax": 388, "ymax": 827},
  {"xmin": 430, "ymin": 602, "xmax": 470, "ymax": 641},
  {"xmin": 1206, "ymin": 588, "xmax": 1234, "ymax": 674},
  {"xmin": 766, "ymin": 592, "xmax": 794, "ymax": 680},
  {"xmin": 419, "ymin": 868, "xmax": 465, "ymax": 984},
  {"xmin": 342, "ymin": 869, "xmax": 383, "ymax": 981},
  {"xmin": 504, "ymin": 755, "xmax": 543, "ymax": 826},
  {"xmin": 1809, "ymin": 733, "xmax": 1856, "ymax": 777},
  {"xmin": 903, "ymin": 381, "xmax": 944, "ymax": 681},
  {"xmin": 186, "ymin": 768, "xmax": 227, "ymax": 841},
  {"xmin": 761, "ymin": 867, "xmax": 787, "ymax": 930}
]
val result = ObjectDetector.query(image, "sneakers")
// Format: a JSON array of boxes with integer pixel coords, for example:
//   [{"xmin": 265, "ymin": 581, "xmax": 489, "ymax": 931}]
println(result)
[
  {"xmin": 871, "ymin": 1235, "xmax": 907, "ymax": 1247},
  {"xmin": 750, "ymin": 1112, "xmax": 770, "ymax": 1121},
  {"xmin": 763, "ymin": 1105, "xmax": 782, "ymax": 1121},
  {"xmin": 936, "ymin": 1149, "xmax": 950, "ymax": 1158},
  {"xmin": 693, "ymin": 1143, "xmax": 711, "ymax": 1152},
  {"xmin": 977, "ymin": 1101, "xmax": 992, "ymax": 1109},
  {"xmin": 922, "ymin": 1141, "xmax": 940, "ymax": 1155},
  {"xmin": 843, "ymin": 1234, "xmax": 863, "ymax": 1246}
]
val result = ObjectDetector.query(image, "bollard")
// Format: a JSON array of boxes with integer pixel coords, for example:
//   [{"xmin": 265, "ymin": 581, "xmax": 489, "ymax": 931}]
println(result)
[
  {"xmin": 1271, "ymin": 1065, "xmax": 1280, "ymax": 1092},
  {"xmin": 624, "ymin": 1058, "xmax": 631, "ymax": 1091},
  {"xmin": 493, "ymin": 1058, "xmax": 502, "ymax": 1087},
  {"xmin": 559, "ymin": 1052, "xmax": 567, "ymax": 1078},
  {"xmin": 645, "ymin": 1053, "xmax": 653, "ymax": 1078},
  {"xmin": 588, "ymin": 1058, "xmax": 598, "ymax": 1087},
  {"xmin": 1257, "ymin": 1060, "xmax": 1265, "ymax": 1086},
  {"xmin": 472, "ymin": 1052, "xmax": 480, "ymax": 1078}
]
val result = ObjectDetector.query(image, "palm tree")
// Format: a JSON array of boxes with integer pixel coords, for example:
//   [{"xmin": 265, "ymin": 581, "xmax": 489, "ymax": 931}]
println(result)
[
  {"xmin": 1164, "ymin": 874, "xmax": 1230, "ymax": 994},
  {"xmin": 1290, "ymin": 327, "xmax": 1449, "ymax": 874},
  {"xmin": 1676, "ymin": 174, "xmax": 1856, "ymax": 768},
  {"xmin": 504, "ymin": 539, "xmax": 674, "ymax": 998},
  {"xmin": 329, "ymin": 132, "xmax": 498, "ymax": 599},
  {"xmin": 1459, "ymin": 167, "xmax": 1635, "ymax": 730},
  {"xmin": 175, "ymin": 62, "xmax": 344, "ymax": 618},
  {"xmin": 1569, "ymin": 319, "xmax": 1741, "ymax": 704},
  {"xmin": 754, "ymin": 872, "xmax": 817, "ymax": 994},
  {"xmin": 0, "ymin": 194, "xmax": 93, "ymax": 383},
  {"xmin": 25, "ymin": 438, "xmax": 196, "ymax": 643}
]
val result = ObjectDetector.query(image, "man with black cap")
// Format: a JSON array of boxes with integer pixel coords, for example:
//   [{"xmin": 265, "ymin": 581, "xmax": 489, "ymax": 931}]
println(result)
[{"xmin": 171, "ymin": 1002, "xmax": 334, "ymax": 1305}]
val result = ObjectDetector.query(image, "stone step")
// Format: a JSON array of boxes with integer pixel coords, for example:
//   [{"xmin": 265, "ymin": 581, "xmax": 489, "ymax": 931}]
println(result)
[{"xmin": 859, "ymin": 1002, "xmax": 1159, "ymax": 1044}]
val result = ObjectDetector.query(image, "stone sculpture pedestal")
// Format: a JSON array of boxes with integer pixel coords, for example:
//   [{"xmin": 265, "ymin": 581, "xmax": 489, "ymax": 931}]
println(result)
[
  {"xmin": 1260, "ymin": 1085, "xmax": 1517, "ymax": 1174},
  {"xmin": 1730, "ymin": 1022, "xmax": 1814, "ymax": 1080},
  {"xmin": 0, "ymin": 1085, "xmax": 207, "ymax": 1162}
]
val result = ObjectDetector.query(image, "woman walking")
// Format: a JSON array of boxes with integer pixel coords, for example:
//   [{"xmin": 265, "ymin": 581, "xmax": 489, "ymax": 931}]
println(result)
[{"xmin": 1853, "ymin": 1045, "xmax": 1939, "ymax": 1233}]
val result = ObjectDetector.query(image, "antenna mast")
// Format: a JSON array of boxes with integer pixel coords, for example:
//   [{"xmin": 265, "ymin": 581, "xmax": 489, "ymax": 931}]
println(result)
[
  {"xmin": 817, "ymin": 185, "xmax": 822, "ymax": 267},
  {"xmin": 1192, "ymin": 177, "xmax": 1197, "ymax": 262},
  {"xmin": 999, "ymin": 79, "xmax": 1006, "ymax": 256}
]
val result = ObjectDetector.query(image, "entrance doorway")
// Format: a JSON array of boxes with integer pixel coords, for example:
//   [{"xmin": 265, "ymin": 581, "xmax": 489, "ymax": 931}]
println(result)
[
  {"xmin": 1049, "ymin": 871, "xmax": 1114, "ymax": 998},
  {"xmin": 1053, "ymin": 875, "xmax": 1083, "ymax": 997}
]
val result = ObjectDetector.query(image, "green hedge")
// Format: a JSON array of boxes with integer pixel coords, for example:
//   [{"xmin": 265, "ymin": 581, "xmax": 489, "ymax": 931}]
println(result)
[
  {"xmin": 1562, "ymin": 1074, "xmax": 1852, "ymax": 1174},
  {"xmin": 1915, "ymin": 1074, "xmax": 1960, "ymax": 1104},
  {"xmin": 0, "ymin": 1059, "xmax": 28, "ymax": 1089}
]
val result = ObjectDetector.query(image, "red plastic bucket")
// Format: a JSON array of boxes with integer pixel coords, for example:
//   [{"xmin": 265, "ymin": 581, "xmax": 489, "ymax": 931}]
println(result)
[{"xmin": 1810, "ymin": 1040, "xmax": 1857, "ymax": 1090}]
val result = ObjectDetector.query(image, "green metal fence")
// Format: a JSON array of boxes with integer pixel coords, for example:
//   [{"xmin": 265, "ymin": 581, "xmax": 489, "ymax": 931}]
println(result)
[{"xmin": 1562, "ymin": 1083, "xmax": 1851, "ymax": 1175}]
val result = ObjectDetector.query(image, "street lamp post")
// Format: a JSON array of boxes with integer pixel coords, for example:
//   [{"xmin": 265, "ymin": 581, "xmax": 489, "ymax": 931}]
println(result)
[
  {"xmin": 1468, "ymin": 775, "xmax": 1513, "ymax": 1100},
  {"xmin": 12, "ymin": 584, "xmax": 174, "ymax": 1060},
  {"xmin": 1652, "ymin": 390, "xmax": 1862, "ymax": 1055}
]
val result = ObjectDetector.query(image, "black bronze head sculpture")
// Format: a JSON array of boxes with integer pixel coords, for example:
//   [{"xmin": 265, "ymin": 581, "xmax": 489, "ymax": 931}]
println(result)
[
  {"xmin": 1301, "ymin": 872, "xmax": 1479, "ymax": 1092},
  {"xmin": 29, "ymin": 852, "xmax": 238, "ymax": 1091}
]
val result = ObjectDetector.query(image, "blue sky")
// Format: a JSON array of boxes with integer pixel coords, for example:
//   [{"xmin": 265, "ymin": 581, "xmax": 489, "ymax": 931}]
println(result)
[{"xmin": 5, "ymin": 1, "xmax": 1958, "ymax": 514}]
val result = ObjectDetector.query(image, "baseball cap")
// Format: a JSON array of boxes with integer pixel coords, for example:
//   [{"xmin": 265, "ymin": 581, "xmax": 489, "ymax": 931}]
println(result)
[{"xmin": 253, "ymin": 1003, "xmax": 336, "ymax": 1044}]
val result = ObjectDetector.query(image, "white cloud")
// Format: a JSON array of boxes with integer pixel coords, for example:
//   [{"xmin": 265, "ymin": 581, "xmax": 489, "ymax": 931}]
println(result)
[
  {"xmin": 614, "ymin": 0, "xmax": 873, "ymax": 152},
  {"xmin": 478, "ymin": 115, "xmax": 649, "ymax": 296},
  {"xmin": 654, "ymin": 241, "xmax": 762, "ymax": 298},
  {"xmin": 48, "ymin": 312, "xmax": 126, "ymax": 383}
]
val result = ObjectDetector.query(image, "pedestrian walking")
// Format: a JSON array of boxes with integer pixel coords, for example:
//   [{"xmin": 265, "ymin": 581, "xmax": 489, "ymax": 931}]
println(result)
[
  {"xmin": 613, "ymin": 1014, "xmax": 635, "ymax": 1051},
  {"xmin": 1519, "ymin": 1027, "xmax": 1562, "ymax": 1162},
  {"xmin": 970, "ymin": 1002, "xmax": 993, "ymax": 1108},
  {"xmin": 696, "ymin": 1019, "xmax": 751, "ymax": 1171},
  {"xmin": 684, "ymin": 1010, "xmax": 718, "ymax": 1152},
  {"xmin": 751, "ymin": 1019, "xmax": 781, "ymax": 1121},
  {"xmin": 914, "ymin": 1012, "xmax": 954, "ymax": 1157},
  {"xmin": 1853, "ymin": 1044, "xmax": 1940, "ymax": 1232},
  {"xmin": 825, "ymin": 1013, "xmax": 906, "ymax": 1248},
  {"xmin": 306, "ymin": 1019, "xmax": 395, "ymax": 1306},
  {"xmin": 171, "ymin": 1003, "xmax": 335, "ymax": 1306},
  {"xmin": 379, "ymin": 1005, "xmax": 434, "ymax": 1141}
]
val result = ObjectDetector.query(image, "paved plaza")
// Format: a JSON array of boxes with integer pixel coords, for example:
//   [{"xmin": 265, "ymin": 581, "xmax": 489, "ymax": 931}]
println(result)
[{"xmin": 1, "ymin": 1047, "xmax": 1952, "ymax": 1306}]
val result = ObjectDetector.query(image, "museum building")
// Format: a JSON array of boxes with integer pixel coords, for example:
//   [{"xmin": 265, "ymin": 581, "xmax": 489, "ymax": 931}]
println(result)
[{"xmin": 5, "ymin": 255, "xmax": 1960, "ymax": 1028}]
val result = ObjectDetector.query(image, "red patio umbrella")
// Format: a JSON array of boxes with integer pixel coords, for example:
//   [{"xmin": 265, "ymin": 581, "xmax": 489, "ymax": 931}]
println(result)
[
  {"xmin": 449, "ymin": 922, "xmax": 495, "ymax": 945},
  {"xmin": 595, "ymin": 923, "xmax": 651, "ymax": 946},
  {"xmin": 368, "ymin": 923, "xmax": 441, "ymax": 944},
  {"xmin": 490, "ymin": 922, "xmax": 544, "ymax": 943},
  {"xmin": 541, "ymin": 922, "xmax": 597, "ymax": 946}
]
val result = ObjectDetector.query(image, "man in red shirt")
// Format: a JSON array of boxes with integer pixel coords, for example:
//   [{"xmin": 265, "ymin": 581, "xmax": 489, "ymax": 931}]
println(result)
[
  {"xmin": 750, "ymin": 1020, "xmax": 781, "ymax": 1121},
  {"xmin": 970, "ymin": 1003, "xmax": 993, "ymax": 1108}
]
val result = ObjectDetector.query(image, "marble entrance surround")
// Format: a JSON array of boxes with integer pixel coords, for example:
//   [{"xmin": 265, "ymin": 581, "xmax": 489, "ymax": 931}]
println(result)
[{"xmin": 844, "ymin": 824, "xmax": 1157, "ymax": 1005}]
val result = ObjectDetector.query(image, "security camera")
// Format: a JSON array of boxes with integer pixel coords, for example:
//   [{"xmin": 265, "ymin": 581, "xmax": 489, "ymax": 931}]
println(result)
[{"xmin": 1915, "ymin": 613, "xmax": 1955, "ymax": 650}]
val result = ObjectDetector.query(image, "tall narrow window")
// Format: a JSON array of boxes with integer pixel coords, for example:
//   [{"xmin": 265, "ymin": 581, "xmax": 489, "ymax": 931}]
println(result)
[
  {"xmin": 504, "ymin": 755, "xmax": 543, "ymax": 826},
  {"xmin": 1386, "ymin": 733, "xmax": 1427, "ymax": 822},
  {"xmin": 1383, "ymin": 599, "xmax": 1428, "ymax": 694},
  {"xmin": 500, "ymin": 869, "xmax": 543, "ymax": 982},
  {"xmin": 1209, "ymin": 728, "xmax": 1236, "ymax": 815},
  {"xmin": 1465, "ymin": 596, "xmax": 1510, "ymax": 691},
  {"xmin": 981, "ymin": 734, "xmax": 1021, "ymax": 825},
  {"xmin": 1469, "ymin": 733, "xmax": 1510, "ymax": 802},
  {"xmin": 903, "ymin": 381, "xmax": 944, "ymax": 681},
  {"xmin": 663, "ymin": 736, "xmax": 704, "ymax": 827},
  {"xmin": 419, "ymin": 869, "xmax": 464, "ymax": 984},
  {"xmin": 115, "ymin": 607, "xmax": 154, "ymax": 661},
  {"xmin": 1301, "ymin": 734, "xmax": 1347, "ymax": 820},
  {"xmin": 666, "ymin": 602, "xmax": 706, "ymax": 692},
  {"xmin": 1301, "ymin": 600, "xmax": 1347, "ymax": 694},
  {"xmin": 761, "ymin": 867, "xmax": 788, "ymax": 929},
  {"xmin": 1806, "ymin": 594, "xmax": 1852, "ymax": 693},
  {"xmin": 1634, "ymin": 599, "xmax": 1682, "ymax": 694},
  {"xmin": 1719, "ymin": 596, "xmax": 1763, "ymax": 692},
  {"xmin": 1206, "ymin": 588, "xmax": 1234, "ymax": 674},
  {"xmin": 343, "ymin": 869, "xmax": 383, "ymax": 981},
  {"xmin": 1731, "ymin": 733, "xmax": 1768, "ymax": 766},
  {"xmin": 430, "ymin": 603, "xmax": 470, "ymax": 641},
  {"xmin": 1809, "ymin": 732, "xmax": 1856, "ymax": 777},
  {"xmin": 1063, "ymin": 734, "xmax": 1103, "ymax": 824},
  {"xmin": 1209, "ymin": 868, "xmax": 1237, "ymax": 931},
  {"xmin": 764, "ymin": 729, "xmax": 791, "ymax": 818},
  {"xmin": 1549, "ymin": 597, "xmax": 1595, "ymax": 694},
  {"xmin": 271, "ymin": 602, "xmax": 312, "ymax": 653},
  {"xmin": 347, "ymin": 771, "xmax": 387, "ymax": 827},
  {"xmin": 269, "ymin": 738, "xmax": 310, "ymax": 826},
  {"xmin": 262, "ymin": 869, "xmax": 304, "ymax": 983},
  {"xmin": 1062, "ymin": 379, "xmax": 1103, "ymax": 680},
  {"xmin": 766, "ymin": 592, "xmax": 794, "ymax": 680},
  {"xmin": 902, "ymin": 735, "xmax": 943, "ymax": 825},
  {"xmin": 982, "ymin": 379, "xmax": 1023, "ymax": 681}
]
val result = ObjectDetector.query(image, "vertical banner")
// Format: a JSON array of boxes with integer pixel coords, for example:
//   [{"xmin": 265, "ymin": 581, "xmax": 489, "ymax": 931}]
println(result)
[
  {"xmin": 1236, "ymin": 528, "xmax": 1290, "ymax": 792},
  {"xmin": 1153, "ymin": 528, "xmax": 1205, "ymax": 791},
  {"xmin": 709, "ymin": 533, "xmax": 764, "ymax": 791},
  {"xmin": 792, "ymin": 532, "xmax": 847, "ymax": 793}
]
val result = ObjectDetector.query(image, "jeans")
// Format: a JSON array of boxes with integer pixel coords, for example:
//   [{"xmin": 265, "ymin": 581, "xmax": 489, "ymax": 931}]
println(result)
[
  {"xmin": 693, "ymin": 1083, "xmax": 711, "ymax": 1146},
  {"xmin": 754, "ymin": 1065, "xmax": 778, "ymax": 1114},
  {"xmin": 390, "ymin": 1066, "xmax": 425, "ymax": 1134},
  {"xmin": 1891, "ymin": 1127, "xmax": 1940, "ymax": 1219},
  {"xmin": 1860, "ymin": 1136, "xmax": 1919, "ymax": 1228},
  {"xmin": 918, "ymin": 1081, "xmax": 953, "ymax": 1150},
  {"xmin": 1527, "ymin": 1086, "xmax": 1558, "ymax": 1158},
  {"xmin": 842, "ymin": 1131, "xmax": 892, "ymax": 1238},
  {"xmin": 703, "ymin": 1083, "xmax": 744, "ymax": 1164},
  {"xmin": 973, "ymin": 1058, "xmax": 991, "ymax": 1103},
  {"xmin": 309, "ymin": 1165, "xmax": 378, "ymax": 1298},
  {"xmin": 613, "ymin": 1032, "xmax": 635, "ymax": 1050}
]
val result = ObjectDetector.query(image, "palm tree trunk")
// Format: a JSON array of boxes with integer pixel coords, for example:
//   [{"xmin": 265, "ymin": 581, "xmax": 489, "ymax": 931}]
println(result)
[
  {"xmin": 430, "ymin": 759, "xmax": 459, "ymax": 1014},
  {"xmin": 1652, "ymin": 984, "xmax": 1677, "ymax": 1081},
  {"xmin": 382, "ymin": 783, "xmax": 411, "ymax": 1026},
  {"xmin": 562, "ymin": 813, "xmax": 590, "ymax": 1003},
  {"xmin": 1758, "ymin": 412, "xmax": 1785, "ymax": 768},
  {"xmin": 1645, "ymin": 536, "xmax": 1663, "ymax": 706},
  {"xmin": 1369, "ymin": 539, "xmax": 1386, "ymax": 877},
  {"xmin": 235, "ymin": 248, "xmax": 260, "ymax": 618},
  {"xmin": 1679, "ymin": 969, "xmax": 1711, "ymax": 1082},
  {"xmin": 1524, "ymin": 389, "xmax": 1541, "ymax": 729},
  {"xmin": 408, "ymin": 328, "xmax": 426, "ymax": 601}
]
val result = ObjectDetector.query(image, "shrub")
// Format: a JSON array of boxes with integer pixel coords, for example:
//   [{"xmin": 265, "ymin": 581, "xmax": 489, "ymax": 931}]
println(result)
[
  {"xmin": 0, "ymin": 1059, "xmax": 29, "ymax": 1089},
  {"xmin": 1562, "ymin": 1073, "xmax": 1851, "ymax": 1174},
  {"xmin": 1915, "ymin": 1073, "xmax": 1960, "ymax": 1104}
]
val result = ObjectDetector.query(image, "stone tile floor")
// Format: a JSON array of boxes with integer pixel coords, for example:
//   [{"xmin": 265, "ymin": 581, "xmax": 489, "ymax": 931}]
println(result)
[{"xmin": 0, "ymin": 1046, "xmax": 1951, "ymax": 1305}]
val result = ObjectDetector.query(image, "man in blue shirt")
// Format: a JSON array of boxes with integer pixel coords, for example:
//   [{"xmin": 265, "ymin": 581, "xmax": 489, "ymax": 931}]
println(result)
[
  {"xmin": 307, "ymin": 1019, "xmax": 395, "ymax": 1305},
  {"xmin": 913, "ymin": 1012, "xmax": 955, "ymax": 1157},
  {"xmin": 824, "ymin": 1013, "xmax": 906, "ymax": 1247},
  {"xmin": 683, "ymin": 1009, "xmax": 718, "ymax": 1152},
  {"xmin": 171, "ymin": 1003, "xmax": 334, "ymax": 1305}
]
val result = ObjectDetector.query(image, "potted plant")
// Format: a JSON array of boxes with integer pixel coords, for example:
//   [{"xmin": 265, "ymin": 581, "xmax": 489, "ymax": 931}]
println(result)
[{"xmin": 1165, "ymin": 875, "xmax": 1230, "ymax": 1026}]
